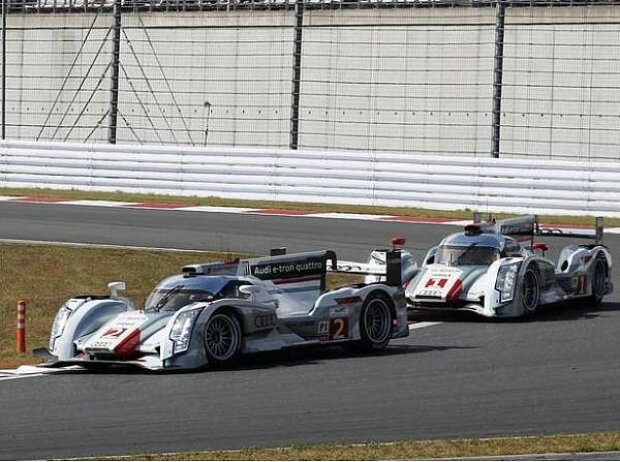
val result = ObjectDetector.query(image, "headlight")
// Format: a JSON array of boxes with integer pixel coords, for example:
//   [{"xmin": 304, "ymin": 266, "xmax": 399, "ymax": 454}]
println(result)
[
  {"xmin": 170, "ymin": 308, "xmax": 202, "ymax": 354},
  {"xmin": 495, "ymin": 263, "xmax": 521, "ymax": 303},
  {"xmin": 49, "ymin": 305, "xmax": 72, "ymax": 350}
]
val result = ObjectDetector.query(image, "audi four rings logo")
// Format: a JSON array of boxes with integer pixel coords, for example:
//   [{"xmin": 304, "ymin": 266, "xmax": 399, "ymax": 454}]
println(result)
[{"xmin": 254, "ymin": 314, "xmax": 277, "ymax": 328}]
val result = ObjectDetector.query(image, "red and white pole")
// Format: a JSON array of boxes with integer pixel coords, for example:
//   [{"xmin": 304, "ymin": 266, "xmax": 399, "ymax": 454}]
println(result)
[{"xmin": 16, "ymin": 300, "xmax": 26, "ymax": 353}]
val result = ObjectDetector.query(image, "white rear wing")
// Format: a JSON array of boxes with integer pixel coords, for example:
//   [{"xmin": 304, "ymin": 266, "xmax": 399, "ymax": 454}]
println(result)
[
  {"xmin": 473, "ymin": 212, "xmax": 605, "ymax": 246},
  {"xmin": 535, "ymin": 216, "xmax": 604, "ymax": 245},
  {"xmin": 330, "ymin": 249, "xmax": 408, "ymax": 287}
]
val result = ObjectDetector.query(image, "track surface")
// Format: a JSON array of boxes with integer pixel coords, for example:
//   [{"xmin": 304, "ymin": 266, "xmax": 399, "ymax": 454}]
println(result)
[{"xmin": 1, "ymin": 202, "xmax": 620, "ymax": 460}]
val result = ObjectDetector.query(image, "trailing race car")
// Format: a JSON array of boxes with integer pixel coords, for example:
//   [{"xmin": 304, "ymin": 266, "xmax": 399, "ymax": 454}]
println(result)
[
  {"xmin": 35, "ymin": 249, "xmax": 408, "ymax": 370},
  {"xmin": 405, "ymin": 215, "xmax": 613, "ymax": 318}
]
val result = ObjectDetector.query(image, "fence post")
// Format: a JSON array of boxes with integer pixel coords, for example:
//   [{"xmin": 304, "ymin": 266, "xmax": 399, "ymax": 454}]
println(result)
[
  {"xmin": 491, "ymin": 0, "xmax": 506, "ymax": 159},
  {"xmin": 108, "ymin": 0, "xmax": 122, "ymax": 144},
  {"xmin": 289, "ymin": 0, "xmax": 304, "ymax": 150},
  {"xmin": 16, "ymin": 301, "xmax": 26, "ymax": 353},
  {"xmin": 1, "ymin": 0, "xmax": 6, "ymax": 140}
]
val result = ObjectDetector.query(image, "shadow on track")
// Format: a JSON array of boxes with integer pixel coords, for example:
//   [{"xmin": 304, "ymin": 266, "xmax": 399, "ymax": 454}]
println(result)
[
  {"xmin": 57, "ymin": 342, "xmax": 476, "ymax": 376},
  {"xmin": 219, "ymin": 342, "xmax": 477, "ymax": 373},
  {"xmin": 409, "ymin": 301, "xmax": 620, "ymax": 324}
]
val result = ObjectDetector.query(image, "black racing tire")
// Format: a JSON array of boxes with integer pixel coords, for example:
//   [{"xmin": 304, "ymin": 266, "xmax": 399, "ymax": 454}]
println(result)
[
  {"xmin": 358, "ymin": 293, "xmax": 393, "ymax": 351},
  {"xmin": 588, "ymin": 255, "xmax": 608, "ymax": 305},
  {"xmin": 521, "ymin": 267, "xmax": 541, "ymax": 317},
  {"xmin": 204, "ymin": 311, "xmax": 242, "ymax": 366}
]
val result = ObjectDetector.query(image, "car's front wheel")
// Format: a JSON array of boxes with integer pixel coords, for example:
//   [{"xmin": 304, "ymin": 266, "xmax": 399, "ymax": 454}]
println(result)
[
  {"xmin": 359, "ymin": 294, "xmax": 393, "ymax": 351},
  {"xmin": 521, "ymin": 268, "xmax": 540, "ymax": 317},
  {"xmin": 204, "ymin": 312, "xmax": 242, "ymax": 365},
  {"xmin": 588, "ymin": 255, "xmax": 608, "ymax": 305}
]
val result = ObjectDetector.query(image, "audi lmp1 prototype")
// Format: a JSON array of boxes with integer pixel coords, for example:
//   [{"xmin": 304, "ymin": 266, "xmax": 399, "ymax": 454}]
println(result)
[
  {"xmin": 405, "ymin": 215, "xmax": 613, "ymax": 318},
  {"xmin": 35, "ymin": 249, "xmax": 408, "ymax": 370}
]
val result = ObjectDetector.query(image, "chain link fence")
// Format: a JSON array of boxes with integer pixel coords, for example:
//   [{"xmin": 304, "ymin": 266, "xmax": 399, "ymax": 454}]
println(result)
[{"xmin": 1, "ymin": 0, "xmax": 620, "ymax": 160}]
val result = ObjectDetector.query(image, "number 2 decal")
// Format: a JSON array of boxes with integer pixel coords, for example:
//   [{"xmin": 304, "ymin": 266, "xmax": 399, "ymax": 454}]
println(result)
[
  {"xmin": 102, "ymin": 327, "xmax": 126, "ymax": 339},
  {"xmin": 329, "ymin": 318, "xmax": 349, "ymax": 340}
]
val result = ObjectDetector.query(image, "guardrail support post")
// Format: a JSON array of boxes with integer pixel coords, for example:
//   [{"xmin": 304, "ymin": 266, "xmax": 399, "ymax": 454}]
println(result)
[
  {"xmin": 491, "ymin": 0, "xmax": 506, "ymax": 159},
  {"xmin": 16, "ymin": 300, "xmax": 26, "ymax": 353},
  {"xmin": 289, "ymin": 0, "xmax": 304, "ymax": 150},
  {"xmin": 108, "ymin": 0, "xmax": 122, "ymax": 144},
  {"xmin": 1, "ymin": 0, "xmax": 6, "ymax": 140}
]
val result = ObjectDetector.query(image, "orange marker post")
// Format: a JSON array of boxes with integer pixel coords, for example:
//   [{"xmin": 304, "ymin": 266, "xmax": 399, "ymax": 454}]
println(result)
[{"xmin": 16, "ymin": 300, "xmax": 26, "ymax": 353}]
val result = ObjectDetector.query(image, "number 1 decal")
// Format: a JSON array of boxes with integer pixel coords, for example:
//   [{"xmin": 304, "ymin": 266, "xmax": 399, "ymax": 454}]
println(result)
[{"xmin": 329, "ymin": 318, "xmax": 349, "ymax": 340}]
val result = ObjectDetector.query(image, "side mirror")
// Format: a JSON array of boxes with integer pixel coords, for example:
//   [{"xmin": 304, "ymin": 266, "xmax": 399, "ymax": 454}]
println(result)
[
  {"xmin": 391, "ymin": 236, "xmax": 406, "ymax": 249},
  {"xmin": 239, "ymin": 285, "xmax": 260, "ymax": 301},
  {"xmin": 108, "ymin": 281, "xmax": 126, "ymax": 298},
  {"xmin": 532, "ymin": 243, "xmax": 549, "ymax": 255}
]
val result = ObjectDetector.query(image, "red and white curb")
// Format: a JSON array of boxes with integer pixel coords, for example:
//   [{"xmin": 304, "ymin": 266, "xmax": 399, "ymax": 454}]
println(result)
[
  {"xmin": 0, "ymin": 195, "xmax": 462, "ymax": 224},
  {"xmin": 1, "ymin": 195, "xmax": 614, "ymax": 234}
]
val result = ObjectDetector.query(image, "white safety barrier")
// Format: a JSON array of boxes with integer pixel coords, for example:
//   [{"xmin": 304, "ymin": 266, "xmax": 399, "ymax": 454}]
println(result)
[{"xmin": 1, "ymin": 140, "xmax": 619, "ymax": 217}]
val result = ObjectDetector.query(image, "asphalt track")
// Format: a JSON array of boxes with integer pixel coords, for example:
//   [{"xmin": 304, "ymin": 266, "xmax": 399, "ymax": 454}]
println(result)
[{"xmin": 1, "ymin": 202, "xmax": 620, "ymax": 460}]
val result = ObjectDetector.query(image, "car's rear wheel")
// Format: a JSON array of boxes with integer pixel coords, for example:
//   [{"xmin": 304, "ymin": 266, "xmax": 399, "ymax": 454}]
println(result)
[
  {"xmin": 521, "ymin": 268, "xmax": 540, "ymax": 317},
  {"xmin": 204, "ymin": 312, "xmax": 241, "ymax": 365},
  {"xmin": 589, "ymin": 255, "xmax": 608, "ymax": 305},
  {"xmin": 359, "ymin": 294, "xmax": 392, "ymax": 351}
]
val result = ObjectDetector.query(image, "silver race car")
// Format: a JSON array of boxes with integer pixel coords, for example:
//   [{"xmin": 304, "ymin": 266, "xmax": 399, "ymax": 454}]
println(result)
[
  {"xmin": 405, "ymin": 215, "xmax": 613, "ymax": 318},
  {"xmin": 35, "ymin": 249, "xmax": 408, "ymax": 370}
]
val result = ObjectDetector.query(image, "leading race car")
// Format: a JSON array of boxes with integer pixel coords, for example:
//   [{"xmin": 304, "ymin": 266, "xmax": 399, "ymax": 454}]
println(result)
[
  {"xmin": 404, "ymin": 215, "xmax": 613, "ymax": 318},
  {"xmin": 35, "ymin": 248, "xmax": 408, "ymax": 370}
]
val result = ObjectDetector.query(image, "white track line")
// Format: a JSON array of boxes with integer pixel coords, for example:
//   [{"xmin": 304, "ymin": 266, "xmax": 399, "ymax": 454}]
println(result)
[
  {"xmin": 0, "ymin": 373, "xmax": 46, "ymax": 382},
  {"xmin": 0, "ymin": 365, "xmax": 84, "ymax": 382},
  {"xmin": 62, "ymin": 200, "xmax": 136, "ymax": 207},
  {"xmin": 409, "ymin": 321, "xmax": 442, "ymax": 330},
  {"xmin": 0, "ymin": 239, "xmax": 212, "ymax": 253}
]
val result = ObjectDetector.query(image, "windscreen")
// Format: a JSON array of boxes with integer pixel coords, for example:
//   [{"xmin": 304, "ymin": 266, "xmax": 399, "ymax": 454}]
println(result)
[
  {"xmin": 144, "ymin": 276, "xmax": 228, "ymax": 312},
  {"xmin": 435, "ymin": 245, "xmax": 499, "ymax": 267}
]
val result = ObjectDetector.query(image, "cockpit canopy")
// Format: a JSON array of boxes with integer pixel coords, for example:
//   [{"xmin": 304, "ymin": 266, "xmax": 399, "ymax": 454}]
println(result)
[
  {"xmin": 435, "ymin": 245, "xmax": 500, "ymax": 267},
  {"xmin": 434, "ymin": 230, "xmax": 523, "ymax": 267},
  {"xmin": 144, "ymin": 275, "xmax": 250, "ymax": 312}
]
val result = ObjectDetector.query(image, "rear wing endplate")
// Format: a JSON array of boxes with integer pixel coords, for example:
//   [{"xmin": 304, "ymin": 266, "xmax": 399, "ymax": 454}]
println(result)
[{"xmin": 473, "ymin": 213, "xmax": 605, "ymax": 245}]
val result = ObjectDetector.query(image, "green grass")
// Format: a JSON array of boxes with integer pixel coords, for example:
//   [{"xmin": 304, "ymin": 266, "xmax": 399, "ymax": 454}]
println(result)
[
  {"xmin": 91, "ymin": 432, "xmax": 620, "ymax": 460},
  {"xmin": 1, "ymin": 186, "xmax": 616, "ymax": 227}
]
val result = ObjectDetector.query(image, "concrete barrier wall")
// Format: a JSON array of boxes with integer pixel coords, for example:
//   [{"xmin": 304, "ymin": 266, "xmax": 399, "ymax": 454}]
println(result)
[
  {"xmin": 3, "ymin": 5, "xmax": 620, "ymax": 159},
  {"xmin": 2, "ymin": 140, "xmax": 619, "ymax": 217}
]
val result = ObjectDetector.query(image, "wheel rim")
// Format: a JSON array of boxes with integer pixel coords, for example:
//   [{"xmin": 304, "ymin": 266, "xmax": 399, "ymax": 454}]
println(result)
[
  {"xmin": 205, "ymin": 314, "xmax": 239, "ymax": 361},
  {"xmin": 364, "ymin": 299, "xmax": 391, "ymax": 343},
  {"xmin": 522, "ymin": 270, "xmax": 539, "ymax": 312},
  {"xmin": 592, "ymin": 259, "xmax": 606, "ymax": 298}
]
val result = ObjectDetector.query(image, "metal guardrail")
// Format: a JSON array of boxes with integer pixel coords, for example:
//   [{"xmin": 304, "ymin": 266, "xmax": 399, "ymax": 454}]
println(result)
[{"xmin": 2, "ymin": 140, "xmax": 620, "ymax": 217}]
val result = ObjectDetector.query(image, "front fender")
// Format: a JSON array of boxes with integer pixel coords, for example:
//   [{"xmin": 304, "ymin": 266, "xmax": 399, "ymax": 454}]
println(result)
[
  {"xmin": 51, "ymin": 298, "xmax": 127, "ymax": 360},
  {"xmin": 484, "ymin": 257, "xmax": 526, "ymax": 317},
  {"xmin": 160, "ymin": 300, "xmax": 278, "ymax": 368}
]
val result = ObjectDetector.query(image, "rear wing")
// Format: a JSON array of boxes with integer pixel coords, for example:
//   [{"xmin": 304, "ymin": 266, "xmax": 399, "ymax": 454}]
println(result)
[
  {"xmin": 535, "ymin": 216, "xmax": 604, "ymax": 245},
  {"xmin": 330, "ymin": 250, "xmax": 403, "ymax": 287},
  {"xmin": 184, "ymin": 249, "xmax": 337, "ymax": 296},
  {"xmin": 247, "ymin": 249, "xmax": 337, "ymax": 292},
  {"xmin": 473, "ymin": 212, "xmax": 605, "ymax": 245}
]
